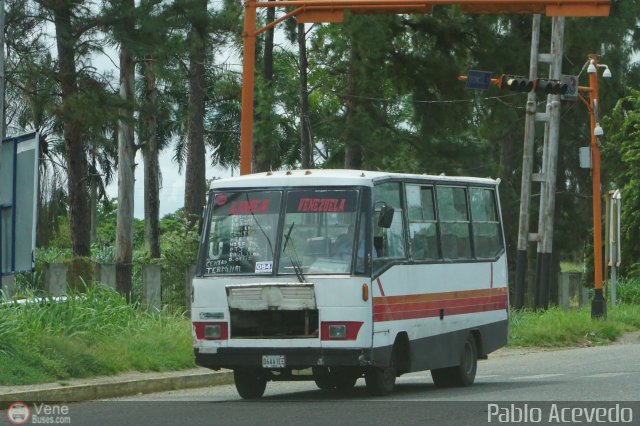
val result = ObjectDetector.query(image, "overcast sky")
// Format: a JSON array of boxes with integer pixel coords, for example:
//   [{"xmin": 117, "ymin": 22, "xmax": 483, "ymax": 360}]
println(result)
[
  {"xmin": 105, "ymin": 150, "xmax": 234, "ymax": 219},
  {"xmin": 96, "ymin": 38, "xmax": 243, "ymax": 219}
]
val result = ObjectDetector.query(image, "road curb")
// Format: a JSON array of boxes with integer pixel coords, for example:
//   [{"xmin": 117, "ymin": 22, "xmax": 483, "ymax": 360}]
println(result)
[{"xmin": 0, "ymin": 371, "xmax": 234, "ymax": 407}]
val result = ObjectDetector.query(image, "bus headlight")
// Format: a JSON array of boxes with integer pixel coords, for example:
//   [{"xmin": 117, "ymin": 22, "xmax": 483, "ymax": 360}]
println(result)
[{"xmin": 329, "ymin": 325, "xmax": 346, "ymax": 339}]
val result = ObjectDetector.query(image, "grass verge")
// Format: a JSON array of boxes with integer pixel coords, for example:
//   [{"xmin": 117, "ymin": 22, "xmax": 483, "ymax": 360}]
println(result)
[
  {"xmin": 508, "ymin": 304, "xmax": 640, "ymax": 347},
  {"xmin": 0, "ymin": 286, "xmax": 193, "ymax": 386}
]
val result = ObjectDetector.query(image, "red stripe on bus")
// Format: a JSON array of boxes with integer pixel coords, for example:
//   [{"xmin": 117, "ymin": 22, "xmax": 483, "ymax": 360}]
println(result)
[
  {"xmin": 374, "ymin": 287, "xmax": 506, "ymax": 305},
  {"xmin": 372, "ymin": 288, "xmax": 508, "ymax": 322},
  {"xmin": 373, "ymin": 299, "xmax": 507, "ymax": 322},
  {"xmin": 373, "ymin": 295, "xmax": 507, "ymax": 315}
]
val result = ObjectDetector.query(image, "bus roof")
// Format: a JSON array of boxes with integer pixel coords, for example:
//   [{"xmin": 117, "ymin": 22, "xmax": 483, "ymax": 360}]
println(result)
[{"xmin": 209, "ymin": 169, "xmax": 499, "ymax": 190}]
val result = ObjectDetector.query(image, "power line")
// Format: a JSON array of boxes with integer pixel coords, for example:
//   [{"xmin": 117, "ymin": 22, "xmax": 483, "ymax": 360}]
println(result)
[{"xmin": 330, "ymin": 89, "xmax": 525, "ymax": 105}]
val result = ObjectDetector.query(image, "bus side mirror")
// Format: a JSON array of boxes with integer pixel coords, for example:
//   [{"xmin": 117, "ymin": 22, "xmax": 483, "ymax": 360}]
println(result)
[{"xmin": 378, "ymin": 205, "xmax": 394, "ymax": 228}]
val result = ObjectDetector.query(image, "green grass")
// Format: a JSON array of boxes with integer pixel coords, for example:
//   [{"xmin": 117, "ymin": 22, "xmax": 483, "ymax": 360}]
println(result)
[
  {"xmin": 508, "ymin": 304, "xmax": 640, "ymax": 347},
  {"xmin": 0, "ymin": 285, "xmax": 194, "ymax": 386},
  {"xmin": 617, "ymin": 278, "xmax": 640, "ymax": 305}
]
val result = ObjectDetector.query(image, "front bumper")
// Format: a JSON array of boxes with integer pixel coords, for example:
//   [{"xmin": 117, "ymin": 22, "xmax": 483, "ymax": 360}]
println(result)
[{"xmin": 195, "ymin": 347, "xmax": 369, "ymax": 370}]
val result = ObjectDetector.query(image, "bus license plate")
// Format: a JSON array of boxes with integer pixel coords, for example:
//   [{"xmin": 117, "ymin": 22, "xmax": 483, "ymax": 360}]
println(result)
[{"xmin": 262, "ymin": 355, "xmax": 286, "ymax": 369}]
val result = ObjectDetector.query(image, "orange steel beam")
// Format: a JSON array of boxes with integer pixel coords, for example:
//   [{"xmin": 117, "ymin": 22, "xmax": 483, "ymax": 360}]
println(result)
[
  {"xmin": 297, "ymin": 5, "xmax": 435, "ymax": 23},
  {"xmin": 239, "ymin": 0, "xmax": 611, "ymax": 175},
  {"xmin": 255, "ymin": 7, "xmax": 307, "ymax": 36},
  {"xmin": 239, "ymin": 0, "xmax": 257, "ymax": 176},
  {"xmin": 254, "ymin": 0, "xmax": 610, "ymax": 17}
]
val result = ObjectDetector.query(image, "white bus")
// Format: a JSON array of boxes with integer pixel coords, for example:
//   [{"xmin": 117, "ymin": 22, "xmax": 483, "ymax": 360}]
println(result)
[{"xmin": 192, "ymin": 169, "xmax": 508, "ymax": 398}]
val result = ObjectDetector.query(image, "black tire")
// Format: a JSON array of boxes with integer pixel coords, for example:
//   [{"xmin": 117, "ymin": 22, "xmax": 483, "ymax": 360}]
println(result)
[
  {"xmin": 365, "ymin": 349, "xmax": 397, "ymax": 396},
  {"xmin": 430, "ymin": 367, "xmax": 454, "ymax": 388},
  {"xmin": 334, "ymin": 368, "xmax": 360, "ymax": 390},
  {"xmin": 234, "ymin": 368, "xmax": 267, "ymax": 399},
  {"xmin": 430, "ymin": 334, "xmax": 478, "ymax": 388},
  {"xmin": 312, "ymin": 366, "xmax": 336, "ymax": 390}
]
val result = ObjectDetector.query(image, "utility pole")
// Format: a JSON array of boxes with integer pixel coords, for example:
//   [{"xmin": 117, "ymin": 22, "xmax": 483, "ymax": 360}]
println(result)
[
  {"xmin": 514, "ymin": 15, "xmax": 565, "ymax": 309},
  {"xmin": 584, "ymin": 53, "xmax": 606, "ymax": 318},
  {"xmin": 514, "ymin": 14, "xmax": 541, "ymax": 309},
  {"xmin": 534, "ymin": 16, "xmax": 565, "ymax": 309}
]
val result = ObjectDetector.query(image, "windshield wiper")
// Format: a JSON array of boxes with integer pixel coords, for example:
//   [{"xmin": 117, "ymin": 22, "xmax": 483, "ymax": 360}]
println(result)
[
  {"xmin": 246, "ymin": 193, "xmax": 274, "ymax": 259},
  {"xmin": 283, "ymin": 222, "xmax": 306, "ymax": 283}
]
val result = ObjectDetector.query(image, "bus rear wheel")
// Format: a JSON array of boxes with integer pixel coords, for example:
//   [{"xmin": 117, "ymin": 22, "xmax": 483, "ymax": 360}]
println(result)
[
  {"xmin": 234, "ymin": 368, "xmax": 267, "ymax": 399},
  {"xmin": 431, "ymin": 333, "xmax": 477, "ymax": 387},
  {"xmin": 365, "ymin": 349, "xmax": 397, "ymax": 395}
]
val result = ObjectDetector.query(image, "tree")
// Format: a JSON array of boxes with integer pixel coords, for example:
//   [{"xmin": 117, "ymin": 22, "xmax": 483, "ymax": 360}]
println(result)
[
  {"xmin": 167, "ymin": 0, "xmax": 242, "ymax": 202},
  {"xmin": 34, "ymin": 0, "xmax": 101, "ymax": 258},
  {"xmin": 136, "ymin": 0, "xmax": 176, "ymax": 259},
  {"xmin": 602, "ymin": 89, "xmax": 640, "ymax": 277},
  {"xmin": 115, "ymin": 0, "xmax": 136, "ymax": 299},
  {"xmin": 183, "ymin": 0, "xmax": 208, "ymax": 223},
  {"xmin": 297, "ymin": 23, "xmax": 312, "ymax": 168}
]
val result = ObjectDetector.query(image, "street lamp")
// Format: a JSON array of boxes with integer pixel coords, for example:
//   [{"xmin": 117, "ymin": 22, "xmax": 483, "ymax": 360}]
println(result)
[{"xmin": 579, "ymin": 53, "xmax": 610, "ymax": 319}]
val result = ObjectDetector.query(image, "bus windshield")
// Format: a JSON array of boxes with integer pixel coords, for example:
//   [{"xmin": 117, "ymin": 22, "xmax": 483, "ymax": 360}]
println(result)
[
  {"xmin": 205, "ymin": 191, "xmax": 281, "ymax": 275},
  {"xmin": 202, "ymin": 188, "xmax": 361, "ymax": 276},
  {"xmin": 279, "ymin": 189, "xmax": 360, "ymax": 275}
]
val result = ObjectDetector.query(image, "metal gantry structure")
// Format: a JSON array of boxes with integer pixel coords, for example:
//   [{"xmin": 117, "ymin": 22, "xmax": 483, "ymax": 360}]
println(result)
[{"xmin": 238, "ymin": 0, "xmax": 610, "ymax": 175}]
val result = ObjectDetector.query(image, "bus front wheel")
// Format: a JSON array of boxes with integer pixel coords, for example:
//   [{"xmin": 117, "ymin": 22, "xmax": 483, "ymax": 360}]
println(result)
[
  {"xmin": 431, "ymin": 333, "xmax": 478, "ymax": 387},
  {"xmin": 365, "ymin": 349, "xmax": 397, "ymax": 395},
  {"xmin": 313, "ymin": 367, "xmax": 360, "ymax": 390},
  {"xmin": 234, "ymin": 368, "xmax": 267, "ymax": 399},
  {"xmin": 312, "ymin": 366, "xmax": 337, "ymax": 390}
]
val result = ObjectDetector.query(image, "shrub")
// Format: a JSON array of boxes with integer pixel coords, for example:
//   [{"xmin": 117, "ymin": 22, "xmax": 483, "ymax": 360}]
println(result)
[{"xmin": 617, "ymin": 278, "xmax": 640, "ymax": 305}]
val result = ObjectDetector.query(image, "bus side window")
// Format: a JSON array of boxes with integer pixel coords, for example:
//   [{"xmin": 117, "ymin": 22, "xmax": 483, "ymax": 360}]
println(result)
[
  {"xmin": 470, "ymin": 187, "xmax": 503, "ymax": 258},
  {"xmin": 437, "ymin": 186, "xmax": 471, "ymax": 259},
  {"xmin": 406, "ymin": 184, "xmax": 439, "ymax": 260}
]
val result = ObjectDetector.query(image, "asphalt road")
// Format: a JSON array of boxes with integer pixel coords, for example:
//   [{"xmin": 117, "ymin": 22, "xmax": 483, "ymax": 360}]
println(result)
[{"xmin": 8, "ymin": 343, "xmax": 640, "ymax": 426}]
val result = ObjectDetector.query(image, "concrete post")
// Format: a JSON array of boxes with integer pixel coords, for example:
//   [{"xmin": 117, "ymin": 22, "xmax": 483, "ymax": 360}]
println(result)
[
  {"xmin": 1, "ymin": 275, "xmax": 15, "ymax": 298},
  {"xmin": 559, "ymin": 272, "xmax": 569, "ymax": 311},
  {"xmin": 185, "ymin": 265, "xmax": 195, "ymax": 314},
  {"xmin": 44, "ymin": 263, "xmax": 68, "ymax": 296},
  {"xmin": 580, "ymin": 285, "xmax": 590, "ymax": 308},
  {"xmin": 142, "ymin": 264, "xmax": 162, "ymax": 312},
  {"xmin": 94, "ymin": 263, "xmax": 117, "ymax": 291}
]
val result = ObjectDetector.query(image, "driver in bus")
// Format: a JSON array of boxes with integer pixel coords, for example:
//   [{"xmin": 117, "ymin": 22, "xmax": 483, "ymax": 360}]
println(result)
[{"xmin": 333, "ymin": 225, "xmax": 355, "ymax": 260}]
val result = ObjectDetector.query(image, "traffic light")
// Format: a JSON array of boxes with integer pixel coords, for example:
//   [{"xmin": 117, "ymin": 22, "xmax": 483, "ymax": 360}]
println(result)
[
  {"xmin": 500, "ymin": 75, "xmax": 533, "ymax": 92},
  {"xmin": 534, "ymin": 79, "xmax": 569, "ymax": 95}
]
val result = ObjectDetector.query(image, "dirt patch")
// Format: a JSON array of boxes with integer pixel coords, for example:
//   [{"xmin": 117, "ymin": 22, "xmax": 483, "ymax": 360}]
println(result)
[{"xmin": 613, "ymin": 330, "xmax": 640, "ymax": 345}]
